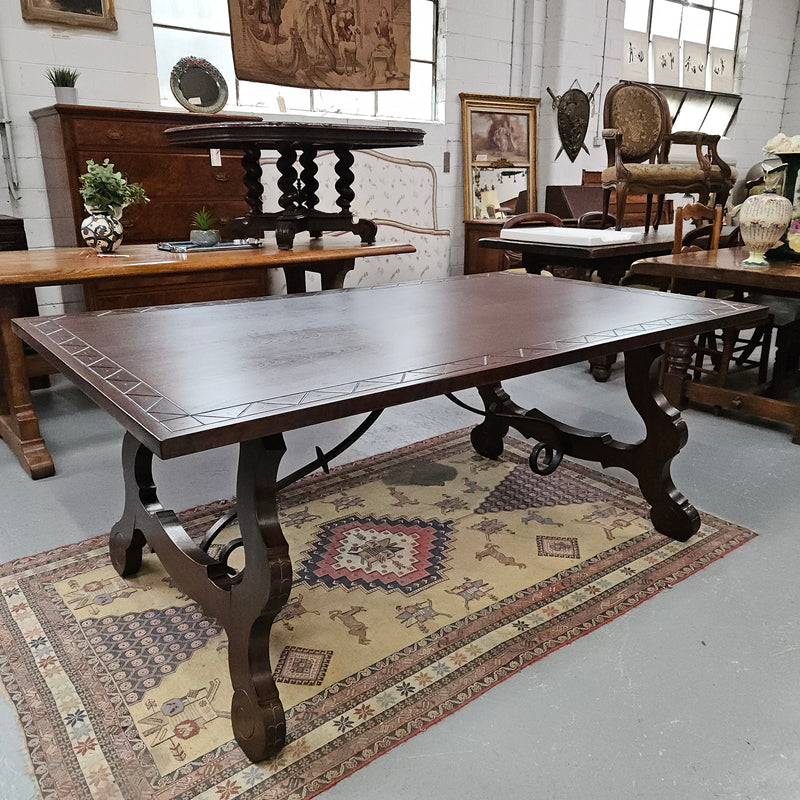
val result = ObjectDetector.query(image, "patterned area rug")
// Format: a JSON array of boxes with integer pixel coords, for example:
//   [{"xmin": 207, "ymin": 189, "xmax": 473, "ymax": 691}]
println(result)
[{"xmin": 0, "ymin": 429, "xmax": 755, "ymax": 800}]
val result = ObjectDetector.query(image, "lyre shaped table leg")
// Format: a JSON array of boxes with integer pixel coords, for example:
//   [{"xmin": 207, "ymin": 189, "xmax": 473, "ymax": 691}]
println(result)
[
  {"xmin": 227, "ymin": 434, "xmax": 292, "ymax": 761},
  {"xmin": 108, "ymin": 432, "xmax": 292, "ymax": 761},
  {"xmin": 471, "ymin": 344, "xmax": 700, "ymax": 542}
]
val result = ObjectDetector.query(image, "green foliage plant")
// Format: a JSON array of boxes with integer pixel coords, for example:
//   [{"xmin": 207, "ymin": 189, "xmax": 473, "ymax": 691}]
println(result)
[
  {"xmin": 191, "ymin": 207, "xmax": 217, "ymax": 231},
  {"xmin": 44, "ymin": 67, "xmax": 80, "ymax": 87},
  {"xmin": 78, "ymin": 159, "xmax": 149, "ymax": 215}
]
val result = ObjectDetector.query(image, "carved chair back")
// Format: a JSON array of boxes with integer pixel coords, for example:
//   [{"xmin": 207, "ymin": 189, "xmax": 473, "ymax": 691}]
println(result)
[{"xmin": 603, "ymin": 81, "xmax": 671, "ymax": 167}]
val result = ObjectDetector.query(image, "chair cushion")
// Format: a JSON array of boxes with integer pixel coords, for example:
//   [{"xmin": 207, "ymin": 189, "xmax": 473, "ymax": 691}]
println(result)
[{"xmin": 602, "ymin": 163, "xmax": 707, "ymax": 184}]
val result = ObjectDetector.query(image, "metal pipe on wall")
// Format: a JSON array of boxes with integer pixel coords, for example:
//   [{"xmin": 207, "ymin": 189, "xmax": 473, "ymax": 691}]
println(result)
[{"xmin": 0, "ymin": 47, "xmax": 21, "ymax": 199}]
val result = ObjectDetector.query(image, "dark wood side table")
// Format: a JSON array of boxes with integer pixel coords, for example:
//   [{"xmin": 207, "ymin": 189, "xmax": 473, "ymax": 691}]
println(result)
[
  {"xmin": 631, "ymin": 245, "xmax": 800, "ymax": 442},
  {"xmin": 478, "ymin": 227, "xmax": 677, "ymax": 381},
  {"xmin": 15, "ymin": 274, "xmax": 766, "ymax": 761},
  {"xmin": 478, "ymin": 226, "xmax": 676, "ymax": 284},
  {"xmin": 164, "ymin": 121, "xmax": 425, "ymax": 250}
]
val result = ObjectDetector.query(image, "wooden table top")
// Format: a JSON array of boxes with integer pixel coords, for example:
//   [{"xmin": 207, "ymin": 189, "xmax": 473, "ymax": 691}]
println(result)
[
  {"xmin": 14, "ymin": 273, "xmax": 767, "ymax": 460},
  {"xmin": 479, "ymin": 226, "xmax": 676, "ymax": 260},
  {"xmin": 164, "ymin": 121, "xmax": 425, "ymax": 150},
  {"xmin": 0, "ymin": 238, "xmax": 414, "ymax": 288},
  {"xmin": 632, "ymin": 245, "xmax": 800, "ymax": 294}
]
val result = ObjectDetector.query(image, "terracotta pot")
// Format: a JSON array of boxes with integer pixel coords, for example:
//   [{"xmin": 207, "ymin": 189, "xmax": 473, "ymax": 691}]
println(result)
[{"xmin": 739, "ymin": 191, "xmax": 792, "ymax": 266}]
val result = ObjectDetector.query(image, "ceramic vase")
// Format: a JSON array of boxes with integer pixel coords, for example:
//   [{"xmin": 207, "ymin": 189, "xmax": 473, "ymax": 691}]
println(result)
[
  {"xmin": 80, "ymin": 209, "xmax": 124, "ymax": 253},
  {"xmin": 54, "ymin": 86, "xmax": 77, "ymax": 105},
  {"xmin": 738, "ymin": 191, "xmax": 792, "ymax": 266}
]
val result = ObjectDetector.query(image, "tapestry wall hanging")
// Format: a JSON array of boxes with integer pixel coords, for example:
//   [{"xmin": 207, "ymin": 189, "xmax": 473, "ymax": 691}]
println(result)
[{"xmin": 228, "ymin": 0, "xmax": 411, "ymax": 91}]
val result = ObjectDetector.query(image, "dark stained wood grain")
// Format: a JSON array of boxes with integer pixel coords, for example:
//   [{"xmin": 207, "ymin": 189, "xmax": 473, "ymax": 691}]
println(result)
[
  {"xmin": 15, "ymin": 272, "xmax": 766, "ymax": 761},
  {"xmin": 631, "ymin": 245, "xmax": 800, "ymax": 295},
  {"xmin": 632, "ymin": 246, "xmax": 800, "ymax": 442},
  {"xmin": 164, "ymin": 121, "xmax": 425, "ymax": 249},
  {"xmin": 15, "ymin": 273, "xmax": 766, "ymax": 460},
  {"xmin": 16, "ymin": 272, "xmax": 766, "ymax": 762},
  {"xmin": 164, "ymin": 121, "xmax": 425, "ymax": 151},
  {"xmin": 479, "ymin": 225, "xmax": 677, "ymax": 282}
]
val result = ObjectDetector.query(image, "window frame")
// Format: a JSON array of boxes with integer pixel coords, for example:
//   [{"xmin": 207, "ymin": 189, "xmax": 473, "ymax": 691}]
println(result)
[{"xmin": 151, "ymin": 0, "xmax": 440, "ymax": 123}]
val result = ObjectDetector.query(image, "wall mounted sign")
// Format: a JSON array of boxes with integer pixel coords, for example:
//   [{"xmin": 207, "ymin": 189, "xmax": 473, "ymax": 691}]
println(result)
[
  {"xmin": 228, "ymin": 0, "xmax": 410, "ymax": 91},
  {"xmin": 652, "ymin": 35, "xmax": 680, "ymax": 86},
  {"xmin": 623, "ymin": 30, "xmax": 649, "ymax": 82},
  {"xmin": 21, "ymin": 0, "xmax": 116, "ymax": 30}
]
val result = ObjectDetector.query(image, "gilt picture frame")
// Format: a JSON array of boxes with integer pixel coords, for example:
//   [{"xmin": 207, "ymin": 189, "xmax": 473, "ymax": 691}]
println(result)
[
  {"xmin": 21, "ymin": 0, "xmax": 117, "ymax": 31},
  {"xmin": 460, "ymin": 93, "xmax": 539, "ymax": 221}
]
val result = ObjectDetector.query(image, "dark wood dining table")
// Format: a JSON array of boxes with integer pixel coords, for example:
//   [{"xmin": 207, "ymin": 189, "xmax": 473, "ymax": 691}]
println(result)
[
  {"xmin": 630, "ymin": 245, "xmax": 800, "ymax": 442},
  {"xmin": 14, "ymin": 272, "xmax": 766, "ymax": 761},
  {"xmin": 478, "ymin": 225, "xmax": 677, "ymax": 284},
  {"xmin": 0, "ymin": 238, "xmax": 413, "ymax": 479},
  {"xmin": 164, "ymin": 121, "xmax": 425, "ymax": 250},
  {"xmin": 478, "ymin": 226, "xmax": 678, "ymax": 381}
]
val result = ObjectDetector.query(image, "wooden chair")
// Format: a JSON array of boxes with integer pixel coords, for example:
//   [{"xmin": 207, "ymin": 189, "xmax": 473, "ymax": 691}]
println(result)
[
  {"xmin": 500, "ymin": 212, "xmax": 563, "ymax": 269},
  {"xmin": 600, "ymin": 82, "xmax": 727, "ymax": 231},
  {"xmin": 577, "ymin": 211, "xmax": 617, "ymax": 229},
  {"xmin": 672, "ymin": 203, "xmax": 772, "ymax": 388}
]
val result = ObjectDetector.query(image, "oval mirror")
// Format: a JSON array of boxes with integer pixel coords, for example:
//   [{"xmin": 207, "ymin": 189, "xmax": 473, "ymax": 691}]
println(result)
[{"xmin": 170, "ymin": 56, "xmax": 228, "ymax": 114}]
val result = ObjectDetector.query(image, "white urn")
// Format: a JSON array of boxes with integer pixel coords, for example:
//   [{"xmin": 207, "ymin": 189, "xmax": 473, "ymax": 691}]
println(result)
[{"xmin": 738, "ymin": 190, "xmax": 792, "ymax": 266}]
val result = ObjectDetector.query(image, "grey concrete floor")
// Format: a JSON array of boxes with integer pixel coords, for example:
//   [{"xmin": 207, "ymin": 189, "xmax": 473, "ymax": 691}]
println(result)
[{"xmin": 1, "ymin": 362, "xmax": 798, "ymax": 800}]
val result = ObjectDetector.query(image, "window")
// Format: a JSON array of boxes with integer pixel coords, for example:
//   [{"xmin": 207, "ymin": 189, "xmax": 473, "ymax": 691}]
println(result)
[
  {"xmin": 152, "ymin": 0, "xmax": 438, "ymax": 121},
  {"xmin": 623, "ymin": 0, "xmax": 743, "ymax": 135},
  {"xmin": 623, "ymin": 0, "xmax": 742, "ymax": 91}
]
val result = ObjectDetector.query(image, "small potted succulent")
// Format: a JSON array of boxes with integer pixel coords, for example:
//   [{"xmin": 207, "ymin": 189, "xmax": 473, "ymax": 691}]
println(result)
[
  {"xmin": 190, "ymin": 207, "xmax": 221, "ymax": 246},
  {"xmin": 45, "ymin": 66, "xmax": 80, "ymax": 105},
  {"xmin": 78, "ymin": 158, "xmax": 149, "ymax": 253}
]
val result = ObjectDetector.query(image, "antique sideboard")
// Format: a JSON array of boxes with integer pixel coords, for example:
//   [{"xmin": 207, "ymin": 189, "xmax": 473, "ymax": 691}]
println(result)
[{"xmin": 31, "ymin": 104, "xmax": 267, "ymax": 307}]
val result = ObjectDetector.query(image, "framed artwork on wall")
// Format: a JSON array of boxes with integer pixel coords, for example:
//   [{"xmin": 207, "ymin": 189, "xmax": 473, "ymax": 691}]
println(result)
[
  {"xmin": 21, "ymin": 0, "xmax": 117, "ymax": 30},
  {"xmin": 459, "ymin": 93, "xmax": 539, "ymax": 221}
]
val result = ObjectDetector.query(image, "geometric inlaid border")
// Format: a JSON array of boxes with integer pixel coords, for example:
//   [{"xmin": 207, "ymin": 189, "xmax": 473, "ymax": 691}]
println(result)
[{"xmin": 26, "ymin": 282, "xmax": 760, "ymax": 434}]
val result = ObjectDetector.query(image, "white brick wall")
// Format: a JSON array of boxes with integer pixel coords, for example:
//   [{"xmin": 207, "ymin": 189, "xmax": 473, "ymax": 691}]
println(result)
[{"xmin": 0, "ymin": 0, "xmax": 799, "ymax": 295}]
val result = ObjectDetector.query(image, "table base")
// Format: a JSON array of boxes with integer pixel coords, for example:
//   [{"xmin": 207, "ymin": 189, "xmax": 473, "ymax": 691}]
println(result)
[
  {"xmin": 226, "ymin": 211, "xmax": 378, "ymax": 252},
  {"xmin": 663, "ymin": 339, "xmax": 800, "ymax": 443},
  {"xmin": 108, "ymin": 342, "xmax": 699, "ymax": 762}
]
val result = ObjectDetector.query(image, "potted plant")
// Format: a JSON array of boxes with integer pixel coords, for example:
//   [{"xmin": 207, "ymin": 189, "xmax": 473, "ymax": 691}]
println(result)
[
  {"xmin": 45, "ymin": 66, "xmax": 80, "ymax": 105},
  {"xmin": 78, "ymin": 158, "xmax": 149, "ymax": 253},
  {"xmin": 190, "ymin": 207, "xmax": 221, "ymax": 246}
]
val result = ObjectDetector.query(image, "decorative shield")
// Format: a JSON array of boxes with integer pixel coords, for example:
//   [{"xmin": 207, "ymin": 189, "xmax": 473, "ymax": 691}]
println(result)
[{"xmin": 557, "ymin": 88, "xmax": 591, "ymax": 162}]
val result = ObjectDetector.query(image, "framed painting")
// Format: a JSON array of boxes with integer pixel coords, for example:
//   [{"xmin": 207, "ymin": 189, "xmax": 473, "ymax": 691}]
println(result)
[
  {"xmin": 21, "ymin": 0, "xmax": 117, "ymax": 30},
  {"xmin": 460, "ymin": 93, "xmax": 539, "ymax": 221}
]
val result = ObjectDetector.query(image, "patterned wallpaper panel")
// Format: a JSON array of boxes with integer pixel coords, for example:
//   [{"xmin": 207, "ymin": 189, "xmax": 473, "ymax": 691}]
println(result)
[{"xmin": 258, "ymin": 150, "xmax": 450, "ymax": 293}]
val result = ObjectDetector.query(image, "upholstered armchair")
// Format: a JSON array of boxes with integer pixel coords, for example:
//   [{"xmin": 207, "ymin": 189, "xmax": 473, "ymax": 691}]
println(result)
[{"xmin": 601, "ymin": 81, "xmax": 728, "ymax": 231}]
